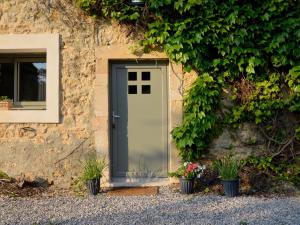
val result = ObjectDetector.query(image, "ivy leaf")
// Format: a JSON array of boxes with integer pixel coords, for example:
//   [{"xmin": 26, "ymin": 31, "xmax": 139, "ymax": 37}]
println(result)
[
  {"xmin": 246, "ymin": 64, "xmax": 255, "ymax": 74},
  {"xmin": 261, "ymin": 13, "xmax": 270, "ymax": 21},
  {"xmin": 129, "ymin": 12, "xmax": 140, "ymax": 20}
]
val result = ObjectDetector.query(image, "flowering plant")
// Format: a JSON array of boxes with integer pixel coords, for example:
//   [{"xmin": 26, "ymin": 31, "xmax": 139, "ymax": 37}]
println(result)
[{"xmin": 169, "ymin": 161, "xmax": 206, "ymax": 179}]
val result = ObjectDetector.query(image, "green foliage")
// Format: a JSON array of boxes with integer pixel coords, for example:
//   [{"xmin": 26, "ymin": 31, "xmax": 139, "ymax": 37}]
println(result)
[
  {"xmin": 296, "ymin": 127, "xmax": 300, "ymax": 140},
  {"xmin": 0, "ymin": 170, "xmax": 10, "ymax": 180},
  {"xmin": 246, "ymin": 155, "xmax": 300, "ymax": 185},
  {"xmin": 77, "ymin": 0, "xmax": 300, "ymax": 161},
  {"xmin": 142, "ymin": 0, "xmax": 300, "ymax": 74},
  {"xmin": 75, "ymin": 0, "xmax": 141, "ymax": 21},
  {"xmin": 286, "ymin": 66, "xmax": 300, "ymax": 112},
  {"xmin": 0, "ymin": 96, "xmax": 11, "ymax": 101},
  {"xmin": 171, "ymin": 73, "xmax": 222, "ymax": 161},
  {"xmin": 230, "ymin": 73, "xmax": 285, "ymax": 124},
  {"xmin": 81, "ymin": 155, "xmax": 107, "ymax": 181},
  {"xmin": 230, "ymin": 65, "xmax": 300, "ymax": 125},
  {"xmin": 213, "ymin": 154, "xmax": 240, "ymax": 180}
]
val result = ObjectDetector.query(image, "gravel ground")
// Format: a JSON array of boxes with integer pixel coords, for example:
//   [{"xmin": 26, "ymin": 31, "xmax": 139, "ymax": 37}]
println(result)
[{"xmin": 1, "ymin": 187, "xmax": 300, "ymax": 225}]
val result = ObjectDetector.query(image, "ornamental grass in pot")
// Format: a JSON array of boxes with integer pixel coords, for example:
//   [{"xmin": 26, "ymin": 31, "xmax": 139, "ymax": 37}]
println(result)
[
  {"xmin": 169, "ymin": 162, "xmax": 206, "ymax": 194},
  {"xmin": 213, "ymin": 154, "xmax": 241, "ymax": 197},
  {"xmin": 81, "ymin": 155, "xmax": 107, "ymax": 195}
]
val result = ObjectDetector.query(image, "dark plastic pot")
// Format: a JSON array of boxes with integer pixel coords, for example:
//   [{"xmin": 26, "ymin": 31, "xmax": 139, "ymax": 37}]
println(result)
[
  {"xmin": 86, "ymin": 178, "xmax": 100, "ymax": 195},
  {"xmin": 222, "ymin": 178, "xmax": 239, "ymax": 197},
  {"xmin": 180, "ymin": 178, "xmax": 195, "ymax": 194}
]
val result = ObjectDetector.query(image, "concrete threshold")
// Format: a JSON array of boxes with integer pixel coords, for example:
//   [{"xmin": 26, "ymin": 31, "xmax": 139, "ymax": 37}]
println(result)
[{"xmin": 107, "ymin": 178, "xmax": 170, "ymax": 187}]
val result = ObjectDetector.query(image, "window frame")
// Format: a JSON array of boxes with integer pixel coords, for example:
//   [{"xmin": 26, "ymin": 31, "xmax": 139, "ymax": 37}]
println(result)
[
  {"xmin": 0, "ymin": 57, "xmax": 47, "ymax": 109},
  {"xmin": 14, "ymin": 57, "xmax": 47, "ymax": 109},
  {"xmin": 0, "ymin": 34, "xmax": 59, "ymax": 123}
]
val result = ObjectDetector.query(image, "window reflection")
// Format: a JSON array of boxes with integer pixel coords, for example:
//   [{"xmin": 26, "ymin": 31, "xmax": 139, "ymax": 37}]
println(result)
[
  {"xmin": 19, "ymin": 62, "xmax": 46, "ymax": 101},
  {"xmin": 0, "ymin": 63, "xmax": 14, "ymax": 99}
]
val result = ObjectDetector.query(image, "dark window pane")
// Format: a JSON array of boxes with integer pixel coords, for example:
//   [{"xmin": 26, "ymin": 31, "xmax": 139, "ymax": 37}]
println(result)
[
  {"xmin": 128, "ymin": 85, "xmax": 137, "ymax": 94},
  {"xmin": 142, "ymin": 85, "xmax": 151, "ymax": 94},
  {"xmin": 128, "ymin": 72, "xmax": 137, "ymax": 81},
  {"xmin": 0, "ymin": 63, "xmax": 14, "ymax": 100},
  {"xmin": 19, "ymin": 62, "xmax": 46, "ymax": 101},
  {"xmin": 142, "ymin": 72, "xmax": 150, "ymax": 81}
]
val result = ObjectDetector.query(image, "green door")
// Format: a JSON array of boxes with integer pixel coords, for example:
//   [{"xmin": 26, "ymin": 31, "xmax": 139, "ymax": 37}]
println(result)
[{"xmin": 111, "ymin": 62, "xmax": 168, "ymax": 178}]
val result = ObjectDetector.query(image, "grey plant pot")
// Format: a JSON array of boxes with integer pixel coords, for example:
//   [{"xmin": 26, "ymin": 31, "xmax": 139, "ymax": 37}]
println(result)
[
  {"xmin": 86, "ymin": 178, "xmax": 100, "ymax": 195},
  {"xmin": 222, "ymin": 178, "xmax": 239, "ymax": 197},
  {"xmin": 180, "ymin": 178, "xmax": 195, "ymax": 194}
]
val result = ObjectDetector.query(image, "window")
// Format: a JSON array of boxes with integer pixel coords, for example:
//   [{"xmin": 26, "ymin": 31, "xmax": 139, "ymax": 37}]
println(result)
[
  {"xmin": 0, "ymin": 55, "xmax": 46, "ymax": 109},
  {"xmin": 128, "ymin": 85, "xmax": 137, "ymax": 94},
  {"xmin": 142, "ymin": 85, "xmax": 151, "ymax": 94},
  {"xmin": 142, "ymin": 72, "xmax": 151, "ymax": 81},
  {"xmin": 0, "ymin": 34, "xmax": 59, "ymax": 123},
  {"xmin": 128, "ymin": 72, "xmax": 137, "ymax": 81}
]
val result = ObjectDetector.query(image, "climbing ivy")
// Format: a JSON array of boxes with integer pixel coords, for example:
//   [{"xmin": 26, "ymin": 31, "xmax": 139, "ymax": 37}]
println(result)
[
  {"xmin": 75, "ymin": 0, "xmax": 141, "ymax": 20},
  {"xmin": 76, "ymin": 0, "xmax": 300, "ymax": 161},
  {"xmin": 171, "ymin": 74, "xmax": 222, "ymax": 161}
]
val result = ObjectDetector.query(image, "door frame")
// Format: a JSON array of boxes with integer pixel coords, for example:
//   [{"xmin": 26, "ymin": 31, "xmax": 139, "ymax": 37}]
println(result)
[
  {"xmin": 94, "ymin": 45, "xmax": 183, "ymax": 186},
  {"xmin": 109, "ymin": 61, "xmax": 169, "ymax": 180}
]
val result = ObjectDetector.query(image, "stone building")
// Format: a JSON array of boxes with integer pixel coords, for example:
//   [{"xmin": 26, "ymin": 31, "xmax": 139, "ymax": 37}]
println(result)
[
  {"xmin": 0, "ymin": 0, "xmax": 262, "ymax": 188},
  {"xmin": 0, "ymin": 0, "xmax": 185, "ymax": 187}
]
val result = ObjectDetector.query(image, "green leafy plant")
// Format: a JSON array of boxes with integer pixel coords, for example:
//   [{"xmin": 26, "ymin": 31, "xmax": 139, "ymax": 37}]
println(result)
[
  {"xmin": 75, "ymin": 0, "xmax": 141, "ymax": 21},
  {"xmin": 171, "ymin": 73, "xmax": 222, "ymax": 161},
  {"xmin": 81, "ymin": 155, "xmax": 107, "ymax": 181},
  {"xmin": 246, "ymin": 155, "xmax": 300, "ymax": 185},
  {"xmin": 0, "ymin": 170, "xmax": 10, "ymax": 180},
  {"xmin": 0, "ymin": 96, "xmax": 11, "ymax": 101},
  {"xmin": 213, "ymin": 154, "xmax": 240, "ymax": 180}
]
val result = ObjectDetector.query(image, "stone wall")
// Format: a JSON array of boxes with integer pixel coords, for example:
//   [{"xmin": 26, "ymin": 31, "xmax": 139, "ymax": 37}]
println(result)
[
  {"xmin": 209, "ymin": 123, "xmax": 265, "ymax": 159},
  {"xmin": 0, "ymin": 0, "xmax": 134, "ymax": 187},
  {"xmin": 182, "ymin": 71, "xmax": 265, "ymax": 159},
  {"xmin": 0, "ymin": 0, "xmax": 264, "ymax": 187}
]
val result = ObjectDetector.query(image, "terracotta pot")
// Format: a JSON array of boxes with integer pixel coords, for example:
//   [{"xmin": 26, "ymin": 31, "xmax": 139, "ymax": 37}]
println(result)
[{"xmin": 0, "ymin": 101, "xmax": 12, "ymax": 110}]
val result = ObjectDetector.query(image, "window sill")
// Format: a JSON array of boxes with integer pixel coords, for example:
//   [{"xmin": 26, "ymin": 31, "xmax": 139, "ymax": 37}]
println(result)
[
  {"xmin": 10, "ymin": 108, "xmax": 46, "ymax": 110},
  {"xmin": 0, "ymin": 105, "xmax": 46, "ymax": 110},
  {"xmin": 11, "ymin": 105, "xmax": 46, "ymax": 110},
  {"xmin": 0, "ymin": 110, "xmax": 59, "ymax": 123}
]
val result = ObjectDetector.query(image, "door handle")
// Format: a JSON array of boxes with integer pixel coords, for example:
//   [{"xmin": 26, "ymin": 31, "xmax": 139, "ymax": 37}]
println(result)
[
  {"xmin": 112, "ymin": 114, "xmax": 120, "ymax": 118},
  {"xmin": 112, "ymin": 112, "xmax": 120, "ymax": 128}
]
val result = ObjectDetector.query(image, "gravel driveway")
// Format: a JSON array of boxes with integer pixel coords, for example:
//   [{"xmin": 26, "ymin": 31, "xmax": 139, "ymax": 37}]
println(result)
[{"xmin": 1, "ymin": 187, "xmax": 300, "ymax": 225}]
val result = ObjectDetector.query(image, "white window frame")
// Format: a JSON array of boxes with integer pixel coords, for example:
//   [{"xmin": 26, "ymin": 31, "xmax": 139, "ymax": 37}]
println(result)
[{"xmin": 0, "ymin": 34, "xmax": 59, "ymax": 123}]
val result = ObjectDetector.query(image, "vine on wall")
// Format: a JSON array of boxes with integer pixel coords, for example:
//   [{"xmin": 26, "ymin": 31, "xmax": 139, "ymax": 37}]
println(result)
[{"xmin": 76, "ymin": 0, "xmax": 300, "ymax": 165}]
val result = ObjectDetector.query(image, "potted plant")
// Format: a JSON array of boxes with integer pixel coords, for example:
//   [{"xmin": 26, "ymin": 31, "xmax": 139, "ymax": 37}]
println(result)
[
  {"xmin": 0, "ymin": 96, "xmax": 12, "ymax": 110},
  {"xmin": 213, "ymin": 154, "xmax": 241, "ymax": 197},
  {"xmin": 81, "ymin": 155, "xmax": 107, "ymax": 195},
  {"xmin": 169, "ymin": 162, "xmax": 206, "ymax": 194}
]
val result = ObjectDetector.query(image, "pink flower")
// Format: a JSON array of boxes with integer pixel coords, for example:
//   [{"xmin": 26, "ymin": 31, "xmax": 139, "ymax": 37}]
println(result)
[{"xmin": 187, "ymin": 164, "xmax": 194, "ymax": 172}]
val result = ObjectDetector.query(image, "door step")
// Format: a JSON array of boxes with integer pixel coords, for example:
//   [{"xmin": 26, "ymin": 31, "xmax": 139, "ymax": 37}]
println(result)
[
  {"xmin": 107, "ymin": 186, "xmax": 159, "ymax": 196},
  {"xmin": 108, "ymin": 178, "xmax": 170, "ymax": 187}
]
